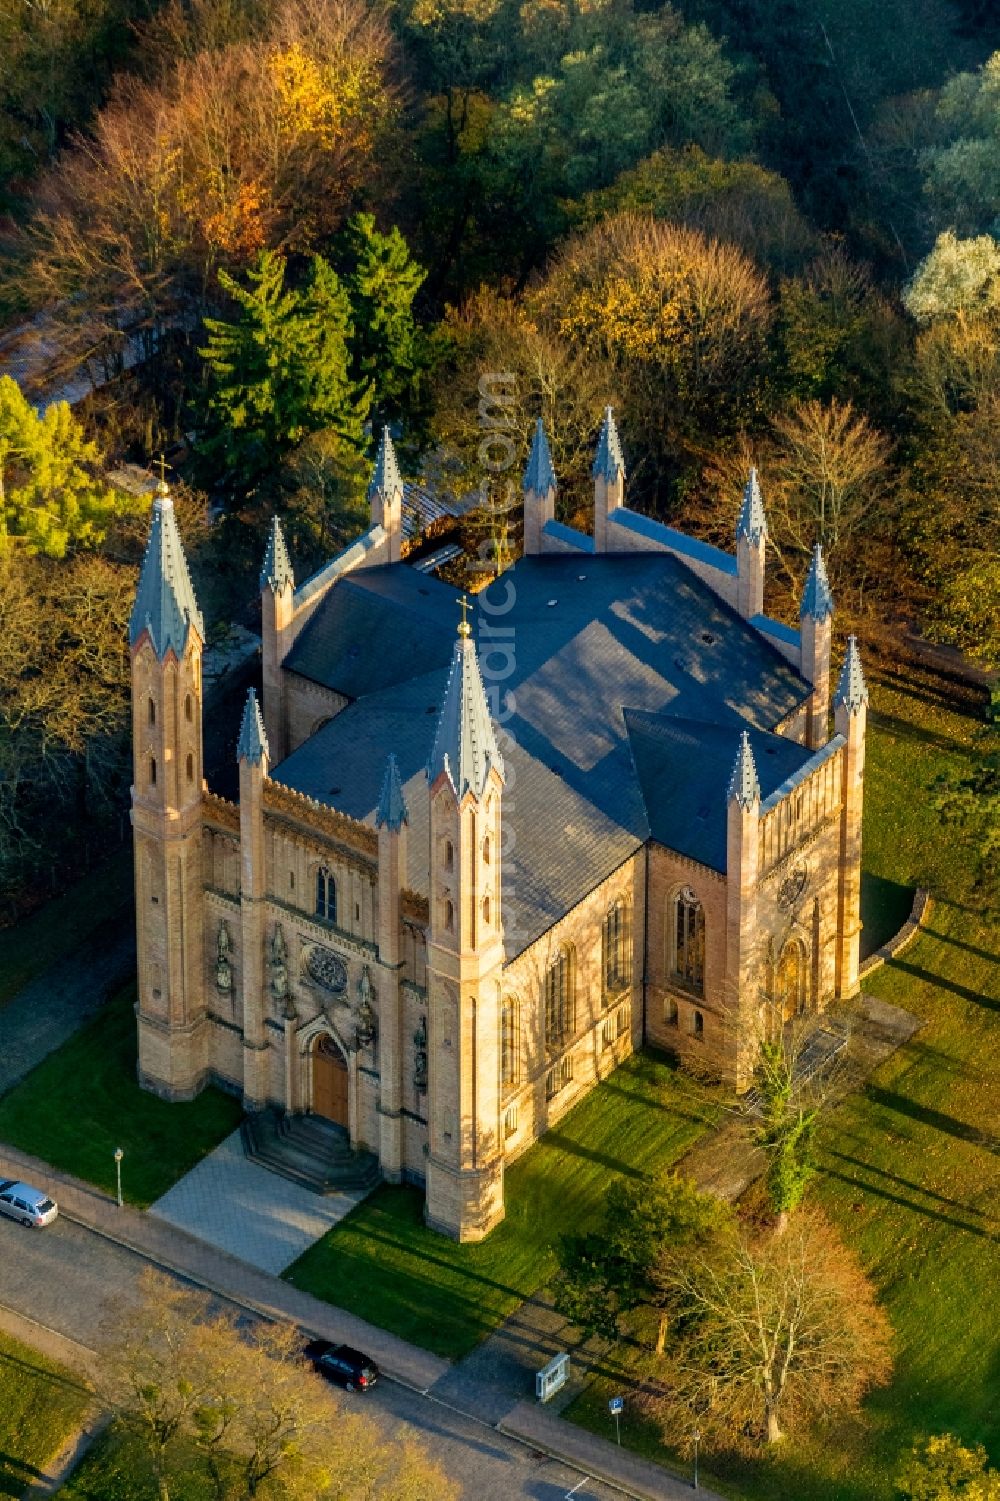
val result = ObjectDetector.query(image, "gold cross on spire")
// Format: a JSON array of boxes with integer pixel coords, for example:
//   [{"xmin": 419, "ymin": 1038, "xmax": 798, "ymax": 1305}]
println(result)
[
  {"xmin": 456, "ymin": 593, "xmax": 472, "ymax": 639},
  {"xmin": 156, "ymin": 453, "xmax": 169, "ymax": 497}
]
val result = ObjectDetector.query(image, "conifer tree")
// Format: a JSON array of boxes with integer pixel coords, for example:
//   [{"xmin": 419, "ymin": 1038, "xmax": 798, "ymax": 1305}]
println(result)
[
  {"xmin": 199, "ymin": 250, "xmax": 370, "ymax": 488},
  {"xmin": 343, "ymin": 214, "xmax": 427, "ymax": 420},
  {"xmin": 0, "ymin": 376, "xmax": 120, "ymax": 559}
]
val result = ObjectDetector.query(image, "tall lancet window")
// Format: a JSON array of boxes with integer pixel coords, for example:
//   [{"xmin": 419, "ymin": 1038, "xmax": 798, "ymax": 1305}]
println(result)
[
  {"xmin": 315, "ymin": 867, "xmax": 337, "ymax": 924},
  {"xmin": 672, "ymin": 888, "xmax": 705, "ymax": 995},
  {"xmin": 602, "ymin": 898, "xmax": 632, "ymax": 1004},
  {"xmin": 544, "ymin": 947, "xmax": 575, "ymax": 1049}
]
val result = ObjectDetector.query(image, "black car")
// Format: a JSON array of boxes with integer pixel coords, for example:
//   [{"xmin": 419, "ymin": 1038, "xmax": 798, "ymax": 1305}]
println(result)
[{"xmin": 305, "ymin": 1339, "xmax": 380, "ymax": 1393}]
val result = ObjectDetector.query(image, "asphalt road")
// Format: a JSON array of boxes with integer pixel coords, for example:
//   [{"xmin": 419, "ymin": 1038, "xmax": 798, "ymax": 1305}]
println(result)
[{"xmin": 0, "ymin": 1214, "xmax": 626, "ymax": 1501}]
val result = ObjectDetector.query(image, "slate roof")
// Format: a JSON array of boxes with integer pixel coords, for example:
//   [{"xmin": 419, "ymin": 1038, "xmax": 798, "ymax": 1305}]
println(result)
[
  {"xmin": 835, "ymin": 635, "xmax": 868, "ymax": 713},
  {"xmin": 626, "ymin": 712, "xmax": 812, "ymax": 872},
  {"xmin": 368, "ymin": 426, "xmax": 403, "ymax": 500},
  {"xmin": 376, "ymin": 752, "xmax": 408, "ymax": 830},
  {"xmin": 261, "ymin": 517, "xmax": 294, "ymax": 594},
  {"xmin": 275, "ymin": 551, "xmax": 813, "ymax": 956},
  {"xmin": 129, "ymin": 492, "xmax": 204, "ymax": 659},
  {"xmin": 736, "ymin": 468, "xmax": 767, "ymax": 545},
  {"xmin": 727, "ymin": 730, "xmax": 761, "ymax": 808}
]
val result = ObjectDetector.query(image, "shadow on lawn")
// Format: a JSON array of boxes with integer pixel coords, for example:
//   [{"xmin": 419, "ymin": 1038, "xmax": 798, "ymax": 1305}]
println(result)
[
  {"xmin": 921, "ymin": 925, "xmax": 1000, "ymax": 966},
  {"xmin": 0, "ymin": 1349, "xmax": 89, "ymax": 1398},
  {"xmin": 539, "ymin": 1127, "xmax": 650, "ymax": 1179},
  {"xmin": 302, "ymin": 1216, "xmax": 526, "ymax": 1300},
  {"xmin": 868, "ymin": 710, "xmax": 969, "ymax": 755},
  {"xmin": 883, "ymin": 957, "xmax": 1000, "ymax": 1013},
  {"xmin": 825, "ymin": 1148, "xmax": 996, "ymax": 1226},
  {"xmin": 823, "ymin": 1163, "xmax": 996, "ymax": 1240},
  {"xmin": 864, "ymin": 1084, "xmax": 1000, "ymax": 1156},
  {"xmin": 593, "ymin": 1075, "xmax": 713, "ymax": 1128}
]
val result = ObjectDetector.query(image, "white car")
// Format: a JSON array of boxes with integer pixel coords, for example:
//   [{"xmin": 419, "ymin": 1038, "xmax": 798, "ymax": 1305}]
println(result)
[{"xmin": 0, "ymin": 1179, "xmax": 59, "ymax": 1228}]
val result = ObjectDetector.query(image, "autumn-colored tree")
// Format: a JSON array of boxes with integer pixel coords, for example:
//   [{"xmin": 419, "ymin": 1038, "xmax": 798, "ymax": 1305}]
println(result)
[
  {"xmin": 101, "ymin": 1269, "xmax": 459, "ymax": 1501},
  {"xmin": 533, "ymin": 214, "xmax": 773, "ymax": 494},
  {"xmin": 649, "ymin": 1209, "xmax": 893, "ymax": 1449},
  {"xmin": 897, "ymin": 1433, "xmax": 1000, "ymax": 1500},
  {"xmin": 18, "ymin": 0, "xmax": 397, "ymax": 393}
]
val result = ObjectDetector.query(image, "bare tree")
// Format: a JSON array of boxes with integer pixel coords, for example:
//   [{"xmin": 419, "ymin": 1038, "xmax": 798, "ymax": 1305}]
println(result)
[{"xmin": 647, "ymin": 1208, "xmax": 893, "ymax": 1449}]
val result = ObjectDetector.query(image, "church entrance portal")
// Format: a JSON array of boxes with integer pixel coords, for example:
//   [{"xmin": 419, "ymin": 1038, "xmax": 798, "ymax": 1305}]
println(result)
[
  {"xmin": 312, "ymin": 1034, "xmax": 349, "ymax": 1127},
  {"xmin": 776, "ymin": 940, "xmax": 805, "ymax": 1023}
]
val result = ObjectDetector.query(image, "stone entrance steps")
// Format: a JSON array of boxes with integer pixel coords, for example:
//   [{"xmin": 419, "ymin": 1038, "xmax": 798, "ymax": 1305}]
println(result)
[{"xmin": 241, "ymin": 1109, "xmax": 381, "ymax": 1196}]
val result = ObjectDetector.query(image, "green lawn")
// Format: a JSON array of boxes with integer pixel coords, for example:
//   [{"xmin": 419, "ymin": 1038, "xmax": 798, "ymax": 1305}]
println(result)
[
  {"xmin": 0, "ymin": 1329, "xmax": 91, "ymax": 1498},
  {"xmin": 0, "ymin": 851, "xmax": 133, "ymax": 1009},
  {"xmin": 0, "ymin": 985, "xmax": 244, "ymax": 1206},
  {"xmin": 285, "ymin": 1051, "xmax": 717, "ymax": 1358},
  {"xmin": 566, "ymin": 671, "xmax": 1000, "ymax": 1500}
]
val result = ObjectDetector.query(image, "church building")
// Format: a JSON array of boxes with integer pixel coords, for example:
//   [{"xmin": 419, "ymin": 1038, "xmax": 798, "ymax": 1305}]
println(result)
[{"xmin": 128, "ymin": 410, "xmax": 868, "ymax": 1241}]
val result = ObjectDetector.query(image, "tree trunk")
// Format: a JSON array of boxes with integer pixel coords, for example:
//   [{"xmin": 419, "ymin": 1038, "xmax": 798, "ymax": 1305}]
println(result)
[
  {"xmin": 655, "ymin": 1311, "xmax": 668, "ymax": 1356},
  {"xmin": 766, "ymin": 1406, "xmax": 783, "ymax": 1443},
  {"xmin": 774, "ymin": 1209, "xmax": 789, "ymax": 1236}
]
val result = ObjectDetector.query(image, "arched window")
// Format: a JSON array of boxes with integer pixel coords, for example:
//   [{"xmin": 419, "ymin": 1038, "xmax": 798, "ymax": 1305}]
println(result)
[
  {"xmin": 444, "ymin": 899, "xmax": 455, "ymax": 933},
  {"xmin": 501, "ymin": 996, "xmax": 519, "ymax": 1089},
  {"xmin": 672, "ymin": 888, "xmax": 705, "ymax": 995},
  {"xmin": 776, "ymin": 939, "xmax": 806, "ymax": 1022},
  {"xmin": 482, "ymin": 895, "xmax": 491, "ymax": 926},
  {"xmin": 602, "ymin": 898, "xmax": 632, "ymax": 1003},
  {"xmin": 665, "ymin": 997, "xmax": 679, "ymax": 1028},
  {"xmin": 186, "ymin": 752, "xmax": 194, "ymax": 782},
  {"xmin": 545, "ymin": 947, "xmax": 575, "ymax": 1049},
  {"xmin": 444, "ymin": 840, "xmax": 454, "ymax": 872},
  {"xmin": 149, "ymin": 756, "xmax": 157, "ymax": 787},
  {"xmin": 148, "ymin": 697, "xmax": 156, "ymax": 727},
  {"xmin": 315, "ymin": 867, "xmax": 337, "ymax": 924},
  {"xmin": 483, "ymin": 836, "xmax": 491, "ymax": 865},
  {"xmin": 692, "ymin": 1008, "xmax": 705, "ymax": 1039},
  {"xmin": 185, "ymin": 694, "xmax": 193, "ymax": 724}
]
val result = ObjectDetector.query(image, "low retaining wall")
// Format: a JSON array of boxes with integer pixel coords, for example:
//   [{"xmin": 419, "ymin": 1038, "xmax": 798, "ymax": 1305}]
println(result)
[{"xmin": 859, "ymin": 888, "xmax": 932, "ymax": 979}]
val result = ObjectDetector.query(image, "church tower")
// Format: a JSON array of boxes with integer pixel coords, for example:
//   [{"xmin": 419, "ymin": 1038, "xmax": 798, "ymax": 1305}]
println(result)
[
  {"xmin": 799, "ymin": 544, "xmax": 834, "ymax": 749},
  {"xmin": 237, "ymin": 689, "xmax": 270, "ymax": 1111},
  {"xmin": 369, "ymin": 426, "xmax": 404, "ymax": 564},
  {"xmin": 592, "ymin": 407, "xmax": 626, "ymax": 552},
  {"xmin": 736, "ymin": 469, "xmax": 767, "ymax": 619},
  {"xmin": 129, "ymin": 478, "xmax": 207, "ymax": 1099},
  {"xmin": 424, "ymin": 604, "xmax": 506, "ymax": 1241},
  {"xmin": 834, "ymin": 636, "xmax": 868, "ymax": 999},
  {"xmin": 725, "ymin": 731, "xmax": 761, "ymax": 1087},
  {"xmin": 522, "ymin": 417, "xmax": 556, "ymax": 556}
]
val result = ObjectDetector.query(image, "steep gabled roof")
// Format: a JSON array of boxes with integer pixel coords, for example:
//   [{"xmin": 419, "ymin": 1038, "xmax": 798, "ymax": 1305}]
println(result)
[{"xmin": 128, "ymin": 491, "xmax": 204, "ymax": 659}]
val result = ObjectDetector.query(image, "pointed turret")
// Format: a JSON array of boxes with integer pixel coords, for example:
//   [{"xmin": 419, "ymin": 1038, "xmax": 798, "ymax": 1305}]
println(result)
[
  {"xmin": 727, "ymin": 731, "xmax": 761, "ymax": 809},
  {"xmin": 800, "ymin": 544, "xmax": 834, "ymax": 622},
  {"xmin": 592, "ymin": 406, "xmax": 626, "ymax": 483},
  {"xmin": 593, "ymin": 407, "xmax": 626, "ymax": 552},
  {"xmin": 523, "ymin": 418, "xmax": 557, "ymax": 555},
  {"xmin": 524, "ymin": 418, "xmax": 556, "ymax": 496},
  {"xmin": 376, "ymin": 752, "xmax": 409, "ymax": 831},
  {"xmin": 368, "ymin": 426, "xmax": 404, "ymax": 563},
  {"xmin": 834, "ymin": 635, "xmax": 868, "ymax": 714},
  {"xmin": 736, "ymin": 468, "xmax": 767, "ymax": 546},
  {"xmin": 427, "ymin": 609, "xmax": 503, "ymax": 800},
  {"xmin": 260, "ymin": 517, "xmax": 294, "ymax": 595},
  {"xmin": 237, "ymin": 688, "xmax": 269, "ymax": 767},
  {"xmin": 129, "ymin": 480, "xmax": 204, "ymax": 659},
  {"xmin": 735, "ymin": 468, "xmax": 767, "ymax": 619}
]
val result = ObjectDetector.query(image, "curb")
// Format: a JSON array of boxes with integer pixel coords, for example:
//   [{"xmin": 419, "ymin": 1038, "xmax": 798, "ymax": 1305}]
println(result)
[{"xmin": 496, "ymin": 1415, "xmax": 700, "ymax": 1501}]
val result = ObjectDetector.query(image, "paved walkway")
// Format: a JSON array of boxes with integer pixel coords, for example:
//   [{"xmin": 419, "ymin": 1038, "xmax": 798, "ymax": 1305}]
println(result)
[
  {"xmin": 150, "ymin": 1130, "xmax": 368, "ymax": 1274},
  {"xmin": 0, "ymin": 920, "xmax": 135, "ymax": 1099}
]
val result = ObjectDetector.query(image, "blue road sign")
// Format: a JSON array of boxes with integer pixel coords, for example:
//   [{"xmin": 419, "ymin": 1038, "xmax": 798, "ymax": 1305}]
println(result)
[{"xmin": 608, "ymin": 1396, "xmax": 624, "ymax": 1415}]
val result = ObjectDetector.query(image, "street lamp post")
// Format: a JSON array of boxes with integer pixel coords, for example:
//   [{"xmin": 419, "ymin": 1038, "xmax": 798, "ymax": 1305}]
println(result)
[
  {"xmin": 114, "ymin": 1147, "xmax": 124, "ymax": 1208},
  {"xmin": 692, "ymin": 1429, "xmax": 701, "ymax": 1491}
]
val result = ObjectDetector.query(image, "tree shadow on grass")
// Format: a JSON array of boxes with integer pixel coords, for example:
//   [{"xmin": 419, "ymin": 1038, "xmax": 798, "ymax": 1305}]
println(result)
[
  {"xmin": 825, "ymin": 1148, "xmax": 996, "ymax": 1226},
  {"xmin": 863, "ymin": 1084, "xmax": 1000, "ymax": 1156},
  {"xmin": 882, "ymin": 957, "xmax": 1000, "ymax": 1013},
  {"xmin": 822, "ymin": 1163, "xmax": 997, "ymax": 1240},
  {"xmin": 538, "ymin": 1129, "xmax": 649, "ymax": 1179},
  {"xmin": 921, "ymin": 926, "xmax": 1000, "ymax": 967}
]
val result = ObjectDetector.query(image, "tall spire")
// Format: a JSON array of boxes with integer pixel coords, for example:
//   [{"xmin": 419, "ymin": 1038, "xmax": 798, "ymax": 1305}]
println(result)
[
  {"xmin": 736, "ymin": 468, "xmax": 767, "ymax": 546},
  {"xmin": 376, "ymin": 751, "xmax": 409, "ymax": 831},
  {"xmin": 260, "ymin": 516, "xmax": 294, "ymax": 594},
  {"xmin": 592, "ymin": 406, "xmax": 626, "ymax": 482},
  {"xmin": 129, "ymin": 482, "xmax": 204, "ymax": 659},
  {"xmin": 834, "ymin": 635, "xmax": 869, "ymax": 714},
  {"xmin": 237, "ymin": 688, "xmax": 269, "ymax": 766},
  {"xmin": 800, "ymin": 544, "xmax": 834, "ymax": 621},
  {"xmin": 427, "ymin": 610, "xmax": 503, "ymax": 800},
  {"xmin": 367, "ymin": 426, "xmax": 403, "ymax": 503},
  {"xmin": 523, "ymin": 417, "xmax": 556, "ymax": 495},
  {"xmin": 727, "ymin": 730, "xmax": 761, "ymax": 809}
]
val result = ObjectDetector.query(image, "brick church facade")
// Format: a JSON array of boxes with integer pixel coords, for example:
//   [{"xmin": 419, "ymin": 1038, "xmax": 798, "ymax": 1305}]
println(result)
[{"xmin": 129, "ymin": 410, "xmax": 868, "ymax": 1241}]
